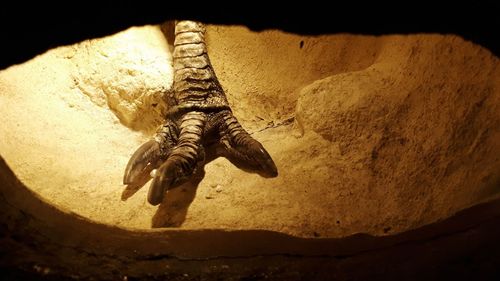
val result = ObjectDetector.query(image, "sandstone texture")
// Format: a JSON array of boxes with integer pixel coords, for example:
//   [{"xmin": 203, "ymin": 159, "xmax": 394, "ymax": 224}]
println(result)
[
  {"xmin": 0, "ymin": 24, "xmax": 498, "ymax": 238},
  {"xmin": 71, "ymin": 25, "xmax": 172, "ymax": 132}
]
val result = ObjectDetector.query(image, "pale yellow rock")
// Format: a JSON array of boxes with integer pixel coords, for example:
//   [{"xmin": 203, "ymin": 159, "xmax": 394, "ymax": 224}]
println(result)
[
  {"xmin": 70, "ymin": 25, "xmax": 173, "ymax": 132},
  {"xmin": 296, "ymin": 35, "xmax": 500, "ymax": 233}
]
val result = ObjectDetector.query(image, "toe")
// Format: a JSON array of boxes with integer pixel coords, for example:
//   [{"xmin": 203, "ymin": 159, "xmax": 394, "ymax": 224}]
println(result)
[
  {"xmin": 123, "ymin": 140, "xmax": 160, "ymax": 185},
  {"xmin": 254, "ymin": 144, "xmax": 278, "ymax": 177}
]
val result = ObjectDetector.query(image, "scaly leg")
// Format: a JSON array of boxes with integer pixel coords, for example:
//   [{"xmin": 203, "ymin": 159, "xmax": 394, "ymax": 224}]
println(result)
[
  {"xmin": 124, "ymin": 19, "xmax": 278, "ymax": 206},
  {"xmin": 148, "ymin": 111, "xmax": 206, "ymax": 205}
]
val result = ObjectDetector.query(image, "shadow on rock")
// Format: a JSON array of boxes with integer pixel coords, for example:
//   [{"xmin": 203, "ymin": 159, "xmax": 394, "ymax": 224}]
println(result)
[
  {"xmin": 123, "ymin": 143, "xmax": 277, "ymax": 228},
  {"xmin": 152, "ymin": 168, "xmax": 205, "ymax": 228}
]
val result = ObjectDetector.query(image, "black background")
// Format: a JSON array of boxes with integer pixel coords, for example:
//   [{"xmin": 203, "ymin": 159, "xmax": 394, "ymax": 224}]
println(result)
[{"xmin": 1, "ymin": 2, "xmax": 499, "ymax": 69}]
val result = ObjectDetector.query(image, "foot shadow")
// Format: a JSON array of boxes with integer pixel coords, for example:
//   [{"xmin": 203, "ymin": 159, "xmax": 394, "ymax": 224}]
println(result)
[
  {"xmin": 151, "ymin": 167, "xmax": 205, "ymax": 228},
  {"xmin": 121, "ymin": 144, "xmax": 272, "ymax": 228},
  {"xmin": 150, "ymin": 144, "xmax": 274, "ymax": 228},
  {"xmin": 121, "ymin": 165, "xmax": 206, "ymax": 228}
]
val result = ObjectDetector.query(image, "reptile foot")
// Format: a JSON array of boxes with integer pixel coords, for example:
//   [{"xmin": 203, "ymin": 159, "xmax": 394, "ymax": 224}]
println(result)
[{"xmin": 123, "ymin": 20, "xmax": 277, "ymax": 206}]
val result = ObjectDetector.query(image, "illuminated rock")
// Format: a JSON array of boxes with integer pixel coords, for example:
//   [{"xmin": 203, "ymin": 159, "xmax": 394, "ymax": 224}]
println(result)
[
  {"xmin": 0, "ymin": 26, "xmax": 498, "ymax": 239},
  {"xmin": 70, "ymin": 25, "xmax": 173, "ymax": 131}
]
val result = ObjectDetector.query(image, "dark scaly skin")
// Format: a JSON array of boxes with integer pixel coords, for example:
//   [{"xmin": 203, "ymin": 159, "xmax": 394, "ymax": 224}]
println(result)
[{"xmin": 123, "ymin": 21, "xmax": 278, "ymax": 206}]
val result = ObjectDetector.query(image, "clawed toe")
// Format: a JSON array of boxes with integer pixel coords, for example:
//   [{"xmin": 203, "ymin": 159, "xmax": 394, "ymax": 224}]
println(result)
[
  {"xmin": 251, "ymin": 143, "xmax": 278, "ymax": 177},
  {"xmin": 123, "ymin": 140, "xmax": 161, "ymax": 185},
  {"xmin": 148, "ymin": 163, "xmax": 174, "ymax": 206},
  {"xmin": 147, "ymin": 156, "xmax": 199, "ymax": 205}
]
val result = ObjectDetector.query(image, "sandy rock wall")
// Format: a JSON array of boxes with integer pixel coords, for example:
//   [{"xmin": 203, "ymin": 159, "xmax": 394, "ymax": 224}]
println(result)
[
  {"xmin": 0, "ymin": 24, "xmax": 498, "ymax": 238},
  {"xmin": 70, "ymin": 25, "xmax": 172, "ymax": 132},
  {"xmin": 296, "ymin": 35, "xmax": 500, "ymax": 233},
  {"xmin": 206, "ymin": 26, "xmax": 381, "ymax": 130}
]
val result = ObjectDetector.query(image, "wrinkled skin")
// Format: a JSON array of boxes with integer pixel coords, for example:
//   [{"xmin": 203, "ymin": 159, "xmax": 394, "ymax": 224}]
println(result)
[
  {"xmin": 123, "ymin": 21, "xmax": 277, "ymax": 206},
  {"xmin": 124, "ymin": 109, "xmax": 277, "ymax": 205}
]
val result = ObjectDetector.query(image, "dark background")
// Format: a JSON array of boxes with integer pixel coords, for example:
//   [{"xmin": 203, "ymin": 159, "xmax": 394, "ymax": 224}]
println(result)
[{"xmin": 0, "ymin": 2, "xmax": 499, "ymax": 70}]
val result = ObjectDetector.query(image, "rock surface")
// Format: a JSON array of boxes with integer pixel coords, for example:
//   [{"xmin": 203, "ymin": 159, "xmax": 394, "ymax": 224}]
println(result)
[
  {"xmin": 70, "ymin": 25, "xmax": 172, "ymax": 132},
  {"xmin": 2, "ymin": 159, "xmax": 499, "ymax": 280},
  {"xmin": 0, "ymin": 25, "xmax": 498, "ymax": 238}
]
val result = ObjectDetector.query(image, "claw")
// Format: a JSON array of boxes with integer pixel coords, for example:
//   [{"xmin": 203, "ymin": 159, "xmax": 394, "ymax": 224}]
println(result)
[
  {"xmin": 251, "ymin": 142, "xmax": 278, "ymax": 177},
  {"xmin": 222, "ymin": 135, "xmax": 278, "ymax": 178},
  {"xmin": 219, "ymin": 111, "xmax": 278, "ymax": 178},
  {"xmin": 239, "ymin": 139, "xmax": 278, "ymax": 178},
  {"xmin": 147, "ymin": 179, "xmax": 164, "ymax": 205},
  {"xmin": 123, "ymin": 140, "xmax": 161, "ymax": 185},
  {"xmin": 148, "ymin": 161, "xmax": 173, "ymax": 205},
  {"xmin": 147, "ymin": 157, "xmax": 190, "ymax": 205}
]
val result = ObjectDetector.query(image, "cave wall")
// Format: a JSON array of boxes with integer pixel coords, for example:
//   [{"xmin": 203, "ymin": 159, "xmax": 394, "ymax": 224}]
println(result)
[
  {"xmin": 1, "ymin": 24, "xmax": 499, "ymax": 238},
  {"xmin": 295, "ymin": 35, "xmax": 500, "ymax": 232},
  {"xmin": 0, "ymin": 9, "xmax": 499, "ymax": 279},
  {"xmin": 1, "ymin": 155, "xmax": 500, "ymax": 280}
]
